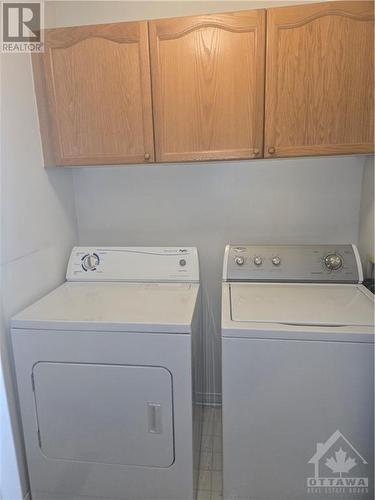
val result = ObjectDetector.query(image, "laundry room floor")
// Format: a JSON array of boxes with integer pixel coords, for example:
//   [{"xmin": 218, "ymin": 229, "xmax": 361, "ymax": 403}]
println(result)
[{"xmin": 197, "ymin": 406, "xmax": 223, "ymax": 500}]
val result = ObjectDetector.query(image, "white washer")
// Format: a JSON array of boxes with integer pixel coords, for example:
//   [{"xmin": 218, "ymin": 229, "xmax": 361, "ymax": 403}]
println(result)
[
  {"xmin": 11, "ymin": 247, "xmax": 202, "ymax": 500},
  {"xmin": 222, "ymin": 244, "xmax": 374, "ymax": 500}
]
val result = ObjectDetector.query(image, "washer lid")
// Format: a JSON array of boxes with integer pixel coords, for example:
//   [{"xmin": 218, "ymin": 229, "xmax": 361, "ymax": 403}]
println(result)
[
  {"xmin": 230, "ymin": 283, "xmax": 374, "ymax": 327},
  {"xmin": 12, "ymin": 282, "xmax": 199, "ymax": 333}
]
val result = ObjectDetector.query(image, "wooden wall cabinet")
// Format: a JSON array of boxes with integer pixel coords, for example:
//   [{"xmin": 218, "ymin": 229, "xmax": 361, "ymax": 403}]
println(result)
[
  {"xmin": 33, "ymin": 2, "xmax": 374, "ymax": 167},
  {"xmin": 149, "ymin": 11, "xmax": 265, "ymax": 162},
  {"xmin": 33, "ymin": 21, "xmax": 154, "ymax": 166},
  {"xmin": 265, "ymin": 1, "xmax": 374, "ymax": 158}
]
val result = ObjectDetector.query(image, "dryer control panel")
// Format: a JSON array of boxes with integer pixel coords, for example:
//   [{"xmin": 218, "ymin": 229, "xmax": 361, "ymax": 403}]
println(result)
[
  {"xmin": 223, "ymin": 244, "xmax": 362, "ymax": 283},
  {"xmin": 67, "ymin": 247, "xmax": 199, "ymax": 282}
]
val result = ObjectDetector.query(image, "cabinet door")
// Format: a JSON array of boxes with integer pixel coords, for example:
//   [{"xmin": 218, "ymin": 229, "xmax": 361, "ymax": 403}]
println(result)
[
  {"xmin": 33, "ymin": 22, "xmax": 154, "ymax": 166},
  {"xmin": 265, "ymin": 1, "xmax": 374, "ymax": 158},
  {"xmin": 149, "ymin": 11, "xmax": 265, "ymax": 162}
]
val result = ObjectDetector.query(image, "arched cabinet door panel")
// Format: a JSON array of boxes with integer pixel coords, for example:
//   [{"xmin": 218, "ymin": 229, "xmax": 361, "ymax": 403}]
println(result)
[
  {"xmin": 265, "ymin": 1, "xmax": 374, "ymax": 158},
  {"xmin": 33, "ymin": 21, "xmax": 154, "ymax": 166},
  {"xmin": 149, "ymin": 10, "xmax": 265, "ymax": 162}
]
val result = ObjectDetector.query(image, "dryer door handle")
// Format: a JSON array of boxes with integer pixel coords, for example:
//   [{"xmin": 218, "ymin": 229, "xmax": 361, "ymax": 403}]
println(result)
[{"xmin": 147, "ymin": 403, "xmax": 162, "ymax": 434}]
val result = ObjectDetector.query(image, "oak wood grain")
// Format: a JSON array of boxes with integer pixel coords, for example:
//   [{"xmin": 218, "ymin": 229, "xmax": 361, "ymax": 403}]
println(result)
[
  {"xmin": 32, "ymin": 54, "xmax": 57, "ymax": 166},
  {"xmin": 149, "ymin": 10, "xmax": 265, "ymax": 162},
  {"xmin": 33, "ymin": 21, "xmax": 154, "ymax": 166},
  {"xmin": 265, "ymin": 1, "xmax": 374, "ymax": 158}
]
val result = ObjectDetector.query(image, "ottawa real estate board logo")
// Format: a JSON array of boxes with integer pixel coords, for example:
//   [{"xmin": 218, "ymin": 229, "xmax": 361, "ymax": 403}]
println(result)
[
  {"xmin": 1, "ymin": 2, "xmax": 44, "ymax": 52},
  {"xmin": 307, "ymin": 430, "xmax": 369, "ymax": 496}
]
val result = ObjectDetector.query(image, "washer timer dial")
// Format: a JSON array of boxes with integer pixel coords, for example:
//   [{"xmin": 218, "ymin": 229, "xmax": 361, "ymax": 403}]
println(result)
[{"xmin": 324, "ymin": 253, "xmax": 343, "ymax": 271}]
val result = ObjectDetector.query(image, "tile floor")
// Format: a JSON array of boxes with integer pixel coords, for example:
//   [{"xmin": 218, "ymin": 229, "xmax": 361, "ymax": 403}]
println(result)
[{"xmin": 197, "ymin": 406, "xmax": 223, "ymax": 500}]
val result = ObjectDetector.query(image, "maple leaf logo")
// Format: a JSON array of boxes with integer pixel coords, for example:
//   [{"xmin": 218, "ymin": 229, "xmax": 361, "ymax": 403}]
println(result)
[{"xmin": 325, "ymin": 448, "xmax": 357, "ymax": 477}]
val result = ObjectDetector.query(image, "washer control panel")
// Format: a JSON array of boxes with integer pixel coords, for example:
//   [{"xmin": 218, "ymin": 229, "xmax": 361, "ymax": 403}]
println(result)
[
  {"xmin": 67, "ymin": 247, "xmax": 199, "ymax": 282},
  {"xmin": 224, "ymin": 245, "xmax": 362, "ymax": 283}
]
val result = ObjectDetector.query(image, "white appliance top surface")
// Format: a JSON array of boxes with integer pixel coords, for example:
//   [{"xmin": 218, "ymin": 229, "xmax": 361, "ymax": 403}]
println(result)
[
  {"xmin": 230, "ymin": 283, "xmax": 374, "ymax": 327},
  {"xmin": 12, "ymin": 282, "xmax": 199, "ymax": 333}
]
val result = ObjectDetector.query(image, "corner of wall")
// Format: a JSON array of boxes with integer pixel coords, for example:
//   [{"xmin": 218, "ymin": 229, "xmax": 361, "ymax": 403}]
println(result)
[{"xmin": 358, "ymin": 155, "xmax": 374, "ymax": 278}]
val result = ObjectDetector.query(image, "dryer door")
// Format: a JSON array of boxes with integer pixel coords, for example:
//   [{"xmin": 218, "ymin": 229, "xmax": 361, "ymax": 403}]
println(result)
[{"xmin": 32, "ymin": 362, "xmax": 174, "ymax": 467}]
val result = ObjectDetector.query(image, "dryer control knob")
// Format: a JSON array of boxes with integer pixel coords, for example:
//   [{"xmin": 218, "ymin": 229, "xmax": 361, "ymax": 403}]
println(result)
[
  {"xmin": 272, "ymin": 256, "xmax": 281, "ymax": 266},
  {"xmin": 324, "ymin": 253, "xmax": 343, "ymax": 271},
  {"xmin": 253, "ymin": 256, "xmax": 263, "ymax": 266},
  {"xmin": 235, "ymin": 256, "xmax": 245, "ymax": 266},
  {"xmin": 82, "ymin": 253, "xmax": 99, "ymax": 271}
]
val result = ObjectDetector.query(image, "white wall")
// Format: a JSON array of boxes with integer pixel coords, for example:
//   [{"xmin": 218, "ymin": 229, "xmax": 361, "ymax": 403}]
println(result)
[
  {"xmin": 46, "ymin": 0, "xmax": 325, "ymax": 28},
  {"xmin": 73, "ymin": 156, "xmax": 365, "ymax": 402},
  {"xmin": 358, "ymin": 156, "xmax": 374, "ymax": 278},
  {"xmin": 0, "ymin": 348, "xmax": 23, "ymax": 500},
  {"xmin": 0, "ymin": 49, "xmax": 79, "ymax": 498},
  {"xmin": 0, "ymin": 86, "xmax": 23, "ymax": 499}
]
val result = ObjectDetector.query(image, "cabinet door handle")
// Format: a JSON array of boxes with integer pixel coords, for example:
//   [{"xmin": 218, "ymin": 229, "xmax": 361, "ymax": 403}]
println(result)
[
  {"xmin": 144, "ymin": 152, "xmax": 151, "ymax": 161},
  {"xmin": 268, "ymin": 147, "xmax": 276, "ymax": 155}
]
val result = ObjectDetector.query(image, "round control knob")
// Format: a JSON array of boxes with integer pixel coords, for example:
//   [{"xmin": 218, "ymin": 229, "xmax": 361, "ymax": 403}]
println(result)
[
  {"xmin": 324, "ymin": 253, "xmax": 343, "ymax": 271},
  {"xmin": 253, "ymin": 256, "xmax": 263, "ymax": 266},
  {"xmin": 179, "ymin": 259, "xmax": 186, "ymax": 267},
  {"xmin": 83, "ymin": 253, "xmax": 99, "ymax": 271},
  {"xmin": 235, "ymin": 256, "xmax": 245, "ymax": 266},
  {"xmin": 272, "ymin": 256, "xmax": 281, "ymax": 266}
]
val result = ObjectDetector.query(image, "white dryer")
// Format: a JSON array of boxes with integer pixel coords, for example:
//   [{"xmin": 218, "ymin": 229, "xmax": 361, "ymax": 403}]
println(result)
[
  {"xmin": 12, "ymin": 247, "xmax": 202, "ymax": 500},
  {"xmin": 222, "ymin": 244, "xmax": 374, "ymax": 500}
]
